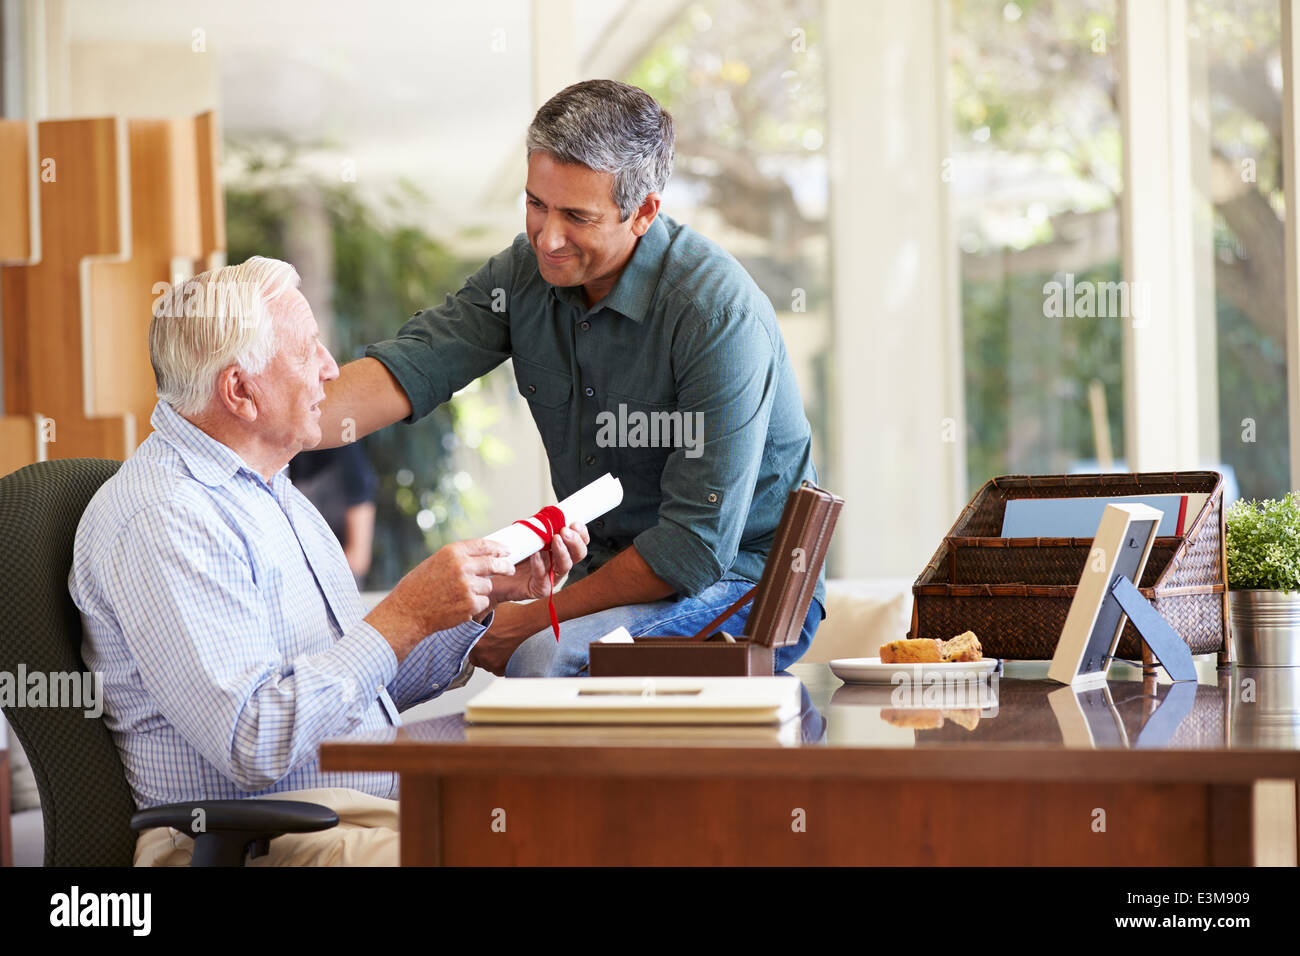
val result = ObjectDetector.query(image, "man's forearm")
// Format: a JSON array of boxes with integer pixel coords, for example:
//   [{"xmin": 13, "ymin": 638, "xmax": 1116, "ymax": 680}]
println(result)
[{"xmin": 315, "ymin": 357, "xmax": 412, "ymax": 449}]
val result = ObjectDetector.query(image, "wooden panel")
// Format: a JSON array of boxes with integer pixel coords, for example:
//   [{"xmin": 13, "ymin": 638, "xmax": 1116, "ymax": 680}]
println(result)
[
  {"xmin": 0, "ymin": 120, "xmax": 32, "ymax": 261},
  {"xmin": 88, "ymin": 118, "xmax": 202, "ymax": 443},
  {"xmin": 0, "ymin": 118, "xmax": 133, "ymax": 461},
  {"xmin": 1208, "ymin": 783, "xmax": 1254, "ymax": 865},
  {"xmin": 0, "ymin": 416, "xmax": 44, "ymax": 477},
  {"xmin": 400, "ymin": 776, "xmax": 441, "ymax": 867},
  {"xmin": 428, "ymin": 775, "xmax": 1236, "ymax": 866},
  {"xmin": 0, "ymin": 123, "xmax": 43, "ymax": 476},
  {"xmin": 194, "ymin": 110, "xmax": 225, "ymax": 261}
]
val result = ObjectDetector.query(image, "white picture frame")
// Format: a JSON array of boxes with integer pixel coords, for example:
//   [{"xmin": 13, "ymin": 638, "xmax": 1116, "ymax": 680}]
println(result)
[{"xmin": 1047, "ymin": 502, "xmax": 1163, "ymax": 686}]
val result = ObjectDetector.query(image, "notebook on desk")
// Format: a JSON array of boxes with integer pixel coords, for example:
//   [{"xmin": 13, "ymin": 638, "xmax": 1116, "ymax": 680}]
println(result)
[
  {"xmin": 464, "ymin": 676, "xmax": 802, "ymax": 725},
  {"xmin": 463, "ymin": 720, "xmax": 803, "ymax": 745}
]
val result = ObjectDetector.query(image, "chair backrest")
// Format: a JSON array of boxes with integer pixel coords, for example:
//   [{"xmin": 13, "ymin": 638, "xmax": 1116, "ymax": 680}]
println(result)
[{"xmin": 0, "ymin": 458, "xmax": 137, "ymax": 865}]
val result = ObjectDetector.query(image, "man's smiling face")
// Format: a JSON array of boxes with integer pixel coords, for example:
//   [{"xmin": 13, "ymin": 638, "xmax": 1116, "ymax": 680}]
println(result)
[{"xmin": 525, "ymin": 151, "xmax": 647, "ymax": 306}]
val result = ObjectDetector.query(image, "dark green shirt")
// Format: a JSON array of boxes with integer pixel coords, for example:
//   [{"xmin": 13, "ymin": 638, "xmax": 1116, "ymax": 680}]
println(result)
[{"xmin": 366, "ymin": 213, "xmax": 824, "ymax": 610}]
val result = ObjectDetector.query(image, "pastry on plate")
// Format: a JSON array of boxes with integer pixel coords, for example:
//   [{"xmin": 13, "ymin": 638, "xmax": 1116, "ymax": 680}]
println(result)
[
  {"xmin": 940, "ymin": 630, "xmax": 983, "ymax": 662},
  {"xmin": 878, "ymin": 638, "xmax": 943, "ymax": 664}
]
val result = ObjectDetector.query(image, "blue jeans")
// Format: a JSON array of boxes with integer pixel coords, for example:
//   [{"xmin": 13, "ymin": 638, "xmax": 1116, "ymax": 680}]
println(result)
[{"xmin": 504, "ymin": 576, "xmax": 824, "ymax": 677}]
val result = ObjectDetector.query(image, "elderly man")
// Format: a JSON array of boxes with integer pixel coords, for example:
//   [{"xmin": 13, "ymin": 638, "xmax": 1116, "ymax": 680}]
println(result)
[
  {"xmin": 69, "ymin": 256, "xmax": 586, "ymax": 866},
  {"xmin": 317, "ymin": 79, "xmax": 825, "ymax": 679}
]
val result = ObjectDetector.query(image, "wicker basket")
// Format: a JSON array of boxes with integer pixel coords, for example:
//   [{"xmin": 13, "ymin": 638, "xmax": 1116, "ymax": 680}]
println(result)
[{"xmin": 910, "ymin": 472, "xmax": 1229, "ymax": 663}]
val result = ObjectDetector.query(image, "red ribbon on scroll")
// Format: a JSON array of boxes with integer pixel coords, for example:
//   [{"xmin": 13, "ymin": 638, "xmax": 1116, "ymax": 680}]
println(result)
[{"xmin": 512, "ymin": 505, "xmax": 566, "ymax": 642}]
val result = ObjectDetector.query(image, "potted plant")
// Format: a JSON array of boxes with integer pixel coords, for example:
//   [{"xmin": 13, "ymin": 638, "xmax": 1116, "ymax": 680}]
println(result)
[{"xmin": 1225, "ymin": 493, "xmax": 1300, "ymax": 666}]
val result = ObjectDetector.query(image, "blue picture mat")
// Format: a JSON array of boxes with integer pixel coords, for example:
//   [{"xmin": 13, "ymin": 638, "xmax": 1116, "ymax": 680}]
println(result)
[{"xmin": 1000, "ymin": 495, "xmax": 1185, "ymax": 538}]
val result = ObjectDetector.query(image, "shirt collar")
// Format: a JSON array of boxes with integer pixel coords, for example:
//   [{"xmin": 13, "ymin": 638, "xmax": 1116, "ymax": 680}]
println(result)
[
  {"xmin": 149, "ymin": 400, "xmax": 264, "ymax": 488},
  {"xmin": 547, "ymin": 214, "xmax": 670, "ymax": 323}
]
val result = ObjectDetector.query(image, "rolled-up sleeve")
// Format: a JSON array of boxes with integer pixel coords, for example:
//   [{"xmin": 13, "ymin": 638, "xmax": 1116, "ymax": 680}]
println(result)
[
  {"xmin": 364, "ymin": 244, "xmax": 515, "ymax": 423},
  {"xmin": 101, "ymin": 502, "xmax": 400, "ymax": 793},
  {"xmin": 633, "ymin": 306, "xmax": 779, "ymax": 596}
]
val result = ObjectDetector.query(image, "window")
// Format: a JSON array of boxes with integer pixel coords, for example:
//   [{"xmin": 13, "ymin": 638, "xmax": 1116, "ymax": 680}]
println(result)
[
  {"xmin": 622, "ymin": 0, "xmax": 835, "ymax": 497},
  {"xmin": 951, "ymin": 0, "xmax": 1124, "ymax": 491},
  {"xmin": 1189, "ymin": 0, "xmax": 1287, "ymax": 500}
]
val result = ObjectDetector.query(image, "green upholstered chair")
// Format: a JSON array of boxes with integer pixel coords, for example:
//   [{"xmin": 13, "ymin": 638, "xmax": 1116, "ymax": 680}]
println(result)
[{"xmin": 0, "ymin": 458, "xmax": 337, "ymax": 866}]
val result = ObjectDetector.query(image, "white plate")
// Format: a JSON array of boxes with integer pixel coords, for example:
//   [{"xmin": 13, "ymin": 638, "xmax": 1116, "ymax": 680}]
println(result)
[{"xmin": 829, "ymin": 657, "xmax": 1000, "ymax": 685}]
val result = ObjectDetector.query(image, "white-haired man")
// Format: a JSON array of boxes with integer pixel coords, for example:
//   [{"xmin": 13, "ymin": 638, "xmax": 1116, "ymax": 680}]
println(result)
[{"xmin": 69, "ymin": 256, "xmax": 587, "ymax": 865}]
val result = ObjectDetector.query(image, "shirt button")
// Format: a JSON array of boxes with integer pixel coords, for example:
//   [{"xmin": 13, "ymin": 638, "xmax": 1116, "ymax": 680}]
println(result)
[
  {"xmin": 528, "ymin": 384, "xmax": 537, "ymax": 394},
  {"xmin": 584, "ymin": 386, "xmax": 594, "ymax": 397},
  {"xmin": 586, "ymin": 455, "xmax": 596, "ymax": 465},
  {"xmin": 593, "ymin": 519, "xmax": 604, "ymax": 529},
  {"xmin": 580, "ymin": 321, "xmax": 591, "ymax": 331},
  {"xmin": 431, "ymin": 683, "xmax": 440, "ymax": 691},
  {"xmin": 707, "ymin": 493, "xmax": 719, "ymax": 503}
]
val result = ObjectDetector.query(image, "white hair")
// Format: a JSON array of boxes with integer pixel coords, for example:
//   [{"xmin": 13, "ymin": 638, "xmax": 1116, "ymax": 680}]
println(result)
[{"xmin": 149, "ymin": 256, "xmax": 300, "ymax": 417}]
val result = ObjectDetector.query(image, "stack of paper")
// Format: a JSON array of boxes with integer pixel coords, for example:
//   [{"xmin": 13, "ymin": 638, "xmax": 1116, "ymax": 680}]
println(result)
[{"xmin": 465, "ymin": 676, "xmax": 802, "ymax": 725}]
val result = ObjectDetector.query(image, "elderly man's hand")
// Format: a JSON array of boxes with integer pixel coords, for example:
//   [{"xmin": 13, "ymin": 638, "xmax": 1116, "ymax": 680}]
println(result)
[
  {"xmin": 368, "ymin": 539, "xmax": 514, "ymax": 662},
  {"xmin": 488, "ymin": 522, "xmax": 589, "ymax": 604}
]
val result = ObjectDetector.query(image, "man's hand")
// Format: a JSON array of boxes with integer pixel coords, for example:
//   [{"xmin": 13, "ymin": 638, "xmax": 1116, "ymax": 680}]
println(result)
[
  {"xmin": 467, "ymin": 524, "xmax": 588, "ymax": 675},
  {"xmin": 469, "ymin": 540, "xmax": 674, "ymax": 675},
  {"xmin": 366, "ymin": 539, "xmax": 513, "ymax": 662},
  {"xmin": 488, "ymin": 523, "xmax": 589, "ymax": 604},
  {"xmin": 468, "ymin": 602, "xmax": 540, "ymax": 675}
]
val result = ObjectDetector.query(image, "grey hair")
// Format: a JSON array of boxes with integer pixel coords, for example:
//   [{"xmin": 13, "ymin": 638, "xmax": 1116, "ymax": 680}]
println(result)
[
  {"xmin": 148, "ymin": 256, "xmax": 300, "ymax": 417},
  {"xmin": 526, "ymin": 79, "xmax": 675, "ymax": 221}
]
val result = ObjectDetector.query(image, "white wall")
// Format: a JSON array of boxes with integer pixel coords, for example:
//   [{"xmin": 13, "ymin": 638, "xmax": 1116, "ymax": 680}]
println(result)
[{"xmin": 826, "ymin": 0, "xmax": 966, "ymax": 578}]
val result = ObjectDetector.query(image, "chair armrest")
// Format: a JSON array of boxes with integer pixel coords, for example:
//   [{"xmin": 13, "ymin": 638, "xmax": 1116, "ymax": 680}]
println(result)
[
  {"xmin": 129, "ymin": 799, "xmax": 339, "ymax": 867},
  {"xmin": 131, "ymin": 799, "xmax": 338, "ymax": 837}
]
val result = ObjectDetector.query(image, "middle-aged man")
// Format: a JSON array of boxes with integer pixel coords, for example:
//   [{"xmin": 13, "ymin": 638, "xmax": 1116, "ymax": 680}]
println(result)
[
  {"xmin": 317, "ymin": 78, "xmax": 825, "ymax": 679},
  {"xmin": 69, "ymin": 256, "xmax": 586, "ymax": 866}
]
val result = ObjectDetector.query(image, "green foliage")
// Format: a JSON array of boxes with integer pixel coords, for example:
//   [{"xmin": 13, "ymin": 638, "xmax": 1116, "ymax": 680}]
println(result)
[
  {"xmin": 1225, "ymin": 494, "xmax": 1300, "ymax": 591},
  {"xmin": 625, "ymin": 0, "xmax": 826, "ymax": 160},
  {"xmin": 223, "ymin": 139, "xmax": 508, "ymax": 589},
  {"xmin": 962, "ymin": 261, "xmax": 1125, "ymax": 488},
  {"xmin": 1216, "ymin": 294, "xmax": 1290, "ymax": 500}
]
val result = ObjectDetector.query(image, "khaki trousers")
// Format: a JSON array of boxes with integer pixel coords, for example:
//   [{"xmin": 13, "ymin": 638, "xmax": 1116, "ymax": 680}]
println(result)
[{"xmin": 133, "ymin": 787, "xmax": 400, "ymax": 867}]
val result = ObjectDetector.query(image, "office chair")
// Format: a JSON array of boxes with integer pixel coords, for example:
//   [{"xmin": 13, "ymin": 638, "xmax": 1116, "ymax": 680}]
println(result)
[{"xmin": 0, "ymin": 458, "xmax": 338, "ymax": 866}]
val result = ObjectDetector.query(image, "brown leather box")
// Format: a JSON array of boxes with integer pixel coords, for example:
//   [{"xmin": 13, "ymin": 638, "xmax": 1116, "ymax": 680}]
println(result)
[{"xmin": 588, "ymin": 480, "xmax": 843, "ymax": 677}]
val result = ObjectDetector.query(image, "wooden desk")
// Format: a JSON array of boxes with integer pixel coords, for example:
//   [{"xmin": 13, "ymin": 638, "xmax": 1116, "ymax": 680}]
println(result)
[{"xmin": 321, "ymin": 662, "xmax": 1300, "ymax": 865}]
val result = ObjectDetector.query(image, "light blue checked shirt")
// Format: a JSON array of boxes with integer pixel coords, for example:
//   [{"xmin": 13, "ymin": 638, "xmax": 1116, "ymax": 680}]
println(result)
[{"xmin": 69, "ymin": 400, "xmax": 487, "ymax": 809}]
